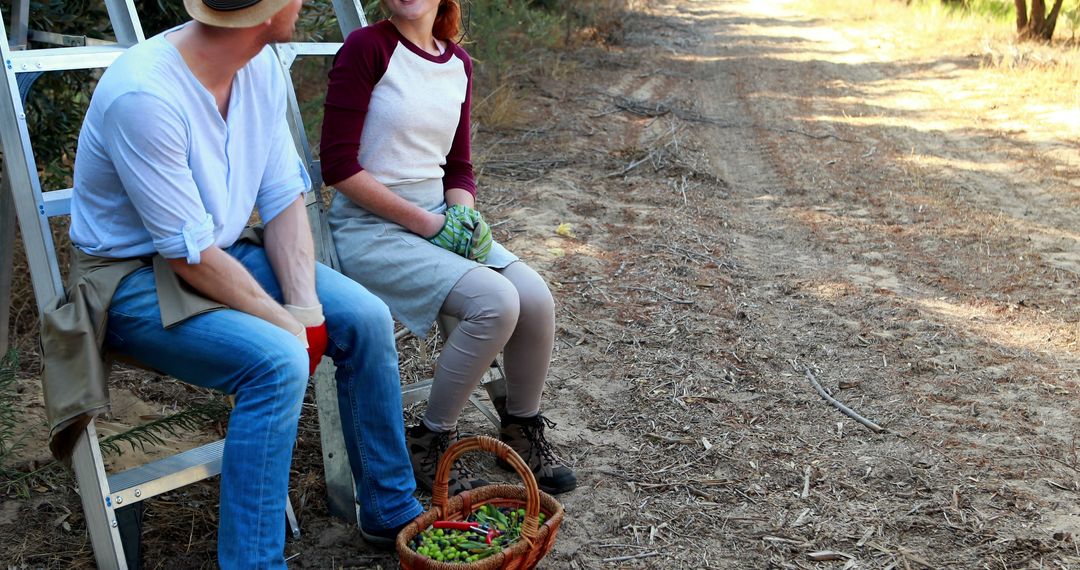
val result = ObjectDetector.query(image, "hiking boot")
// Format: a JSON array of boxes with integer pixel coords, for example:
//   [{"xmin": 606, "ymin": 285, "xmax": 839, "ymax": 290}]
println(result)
[
  {"xmin": 406, "ymin": 423, "xmax": 488, "ymax": 496},
  {"xmin": 493, "ymin": 398, "xmax": 578, "ymax": 495}
]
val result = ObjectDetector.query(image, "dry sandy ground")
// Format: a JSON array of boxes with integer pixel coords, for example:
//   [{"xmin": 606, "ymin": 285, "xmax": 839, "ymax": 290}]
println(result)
[{"xmin": 4, "ymin": 0, "xmax": 1080, "ymax": 568}]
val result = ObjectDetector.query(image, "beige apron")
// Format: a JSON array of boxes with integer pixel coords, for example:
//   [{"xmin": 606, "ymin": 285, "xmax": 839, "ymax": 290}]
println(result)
[{"xmin": 41, "ymin": 228, "xmax": 261, "ymax": 461}]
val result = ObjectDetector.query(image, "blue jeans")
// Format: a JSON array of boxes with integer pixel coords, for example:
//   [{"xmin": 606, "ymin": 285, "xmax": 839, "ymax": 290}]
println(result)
[{"xmin": 105, "ymin": 241, "xmax": 423, "ymax": 569}]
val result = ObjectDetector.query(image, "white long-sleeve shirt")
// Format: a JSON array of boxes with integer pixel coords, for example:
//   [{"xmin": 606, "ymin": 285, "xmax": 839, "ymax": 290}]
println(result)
[{"xmin": 70, "ymin": 27, "xmax": 310, "ymax": 264}]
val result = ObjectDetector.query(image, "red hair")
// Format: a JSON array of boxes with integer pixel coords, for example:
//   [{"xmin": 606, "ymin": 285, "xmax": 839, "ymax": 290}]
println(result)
[{"xmin": 432, "ymin": 0, "xmax": 461, "ymax": 41}]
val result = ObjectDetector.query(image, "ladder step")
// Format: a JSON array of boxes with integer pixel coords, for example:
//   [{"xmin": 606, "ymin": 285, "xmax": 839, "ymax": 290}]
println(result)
[
  {"xmin": 401, "ymin": 378, "xmax": 434, "ymax": 406},
  {"xmin": 284, "ymin": 42, "xmax": 341, "ymax": 57},
  {"xmin": 401, "ymin": 367, "xmax": 502, "ymax": 407},
  {"xmin": 42, "ymin": 188, "xmax": 71, "ymax": 217},
  {"xmin": 107, "ymin": 439, "xmax": 225, "ymax": 507},
  {"xmin": 8, "ymin": 44, "xmax": 125, "ymax": 73}
]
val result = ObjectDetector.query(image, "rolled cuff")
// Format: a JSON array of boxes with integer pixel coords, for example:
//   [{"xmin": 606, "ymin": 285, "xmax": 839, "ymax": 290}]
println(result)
[
  {"xmin": 155, "ymin": 213, "xmax": 215, "ymax": 264},
  {"xmin": 259, "ymin": 158, "xmax": 312, "ymax": 225}
]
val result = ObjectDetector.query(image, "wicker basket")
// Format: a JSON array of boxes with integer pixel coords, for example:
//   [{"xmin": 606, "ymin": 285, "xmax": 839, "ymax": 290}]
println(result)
[{"xmin": 396, "ymin": 435, "xmax": 565, "ymax": 570}]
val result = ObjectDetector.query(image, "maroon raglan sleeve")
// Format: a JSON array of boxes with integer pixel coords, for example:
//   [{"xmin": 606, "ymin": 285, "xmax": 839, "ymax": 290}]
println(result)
[
  {"xmin": 442, "ymin": 46, "xmax": 476, "ymax": 197},
  {"xmin": 320, "ymin": 24, "xmax": 393, "ymax": 187}
]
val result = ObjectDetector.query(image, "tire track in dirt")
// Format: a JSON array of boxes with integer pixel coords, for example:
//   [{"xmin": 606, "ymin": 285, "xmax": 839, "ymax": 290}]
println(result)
[
  {"xmin": 643, "ymin": 0, "xmax": 1080, "ymax": 567},
  {"xmin": 504, "ymin": 0, "xmax": 1080, "ymax": 567}
]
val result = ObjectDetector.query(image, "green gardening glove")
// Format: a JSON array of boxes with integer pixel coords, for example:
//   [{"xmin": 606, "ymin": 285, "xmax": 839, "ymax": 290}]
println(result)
[
  {"xmin": 429, "ymin": 204, "xmax": 493, "ymax": 263},
  {"xmin": 466, "ymin": 211, "xmax": 493, "ymax": 263}
]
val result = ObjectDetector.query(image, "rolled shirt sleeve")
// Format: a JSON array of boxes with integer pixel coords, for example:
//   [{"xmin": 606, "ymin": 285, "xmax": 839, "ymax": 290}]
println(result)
[
  {"xmin": 257, "ymin": 116, "xmax": 311, "ymax": 225},
  {"xmin": 102, "ymin": 91, "xmax": 214, "ymax": 263}
]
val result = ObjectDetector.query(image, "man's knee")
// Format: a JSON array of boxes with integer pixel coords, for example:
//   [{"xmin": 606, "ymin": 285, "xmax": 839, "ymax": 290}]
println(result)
[
  {"xmin": 241, "ymin": 342, "xmax": 309, "ymax": 396},
  {"xmin": 230, "ymin": 343, "xmax": 308, "ymax": 434},
  {"xmin": 330, "ymin": 289, "xmax": 395, "ymax": 346}
]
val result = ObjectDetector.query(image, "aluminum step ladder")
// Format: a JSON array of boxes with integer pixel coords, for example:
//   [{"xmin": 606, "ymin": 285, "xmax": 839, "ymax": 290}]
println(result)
[{"xmin": 0, "ymin": 1, "xmax": 370, "ymax": 567}]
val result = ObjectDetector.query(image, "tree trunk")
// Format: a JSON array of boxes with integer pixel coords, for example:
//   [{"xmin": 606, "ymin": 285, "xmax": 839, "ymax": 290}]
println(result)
[
  {"xmin": 1031, "ymin": 0, "xmax": 1046, "ymax": 31},
  {"xmin": 1040, "ymin": 0, "xmax": 1065, "ymax": 40},
  {"xmin": 1016, "ymin": 0, "xmax": 1066, "ymax": 40},
  {"xmin": 1015, "ymin": 0, "xmax": 1028, "ymax": 31}
]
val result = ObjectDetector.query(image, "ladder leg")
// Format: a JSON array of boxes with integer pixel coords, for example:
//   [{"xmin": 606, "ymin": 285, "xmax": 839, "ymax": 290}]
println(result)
[
  {"xmin": 71, "ymin": 422, "xmax": 127, "ymax": 570},
  {"xmin": 115, "ymin": 502, "xmax": 144, "ymax": 570},
  {"xmin": 313, "ymin": 358, "xmax": 360, "ymax": 524},
  {"xmin": 284, "ymin": 497, "xmax": 300, "ymax": 539},
  {"xmin": 467, "ymin": 393, "xmax": 501, "ymax": 429},
  {"xmin": 480, "ymin": 362, "xmax": 507, "ymax": 402},
  {"xmin": 0, "ymin": 176, "xmax": 14, "ymax": 354}
]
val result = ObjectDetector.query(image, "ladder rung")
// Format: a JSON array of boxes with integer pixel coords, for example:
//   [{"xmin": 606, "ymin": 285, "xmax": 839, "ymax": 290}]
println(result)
[
  {"xmin": 401, "ymin": 378, "xmax": 434, "ymax": 406},
  {"xmin": 107, "ymin": 439, "xmax": 225, "ymax": 506},
  {"xmin": 43, "ymin": 188, "xmax": 71, "ymax": 217},
  {"xmin": 28, "ymin": 30, "xmax": 114, "ymax": 48},
  {"xmin": 8, "ymin": 45, "xmax": 125, "ymax": 73},
  {"xmin": 282, "ymin": 42, "xmax": 341, "ymax": 57},
  {"xmin": 401, "ymin": 368, "xmax": 501, "ymax": 406}
]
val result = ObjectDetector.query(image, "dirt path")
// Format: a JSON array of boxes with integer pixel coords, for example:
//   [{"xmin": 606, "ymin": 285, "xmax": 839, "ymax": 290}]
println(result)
[
  {"xmin": 521, "ymin": 1, "xmax": 1080, "ymax": 567},
  {"xmin": 5, "ymin": 1, "xmax": 1080, "ymax": 567}
]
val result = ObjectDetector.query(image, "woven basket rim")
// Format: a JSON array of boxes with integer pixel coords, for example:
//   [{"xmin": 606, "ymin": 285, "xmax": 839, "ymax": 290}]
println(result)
[{"xmin": 396, "ymin": 484, "xmax": 565, "ymax": 569}]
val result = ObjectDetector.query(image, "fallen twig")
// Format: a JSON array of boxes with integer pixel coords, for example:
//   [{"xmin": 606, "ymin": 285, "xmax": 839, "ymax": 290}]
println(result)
[
  {"xmin": 808, "ymin": 551, "xmax": 853, "ymax": 562},
  {"xmin": 620, "ymin": 286, "xmax": 694, "ymax": 305},
  {"xmin": 605, "ymin": 155, "xmax": 652, "ymax": 178},
  {"xmin": 602, "ymin": 551, "xmax": 660, "ymax": 563},
  {"xmin": 800, "ymin": 364, "xmax": 885, "ymax": 434}
]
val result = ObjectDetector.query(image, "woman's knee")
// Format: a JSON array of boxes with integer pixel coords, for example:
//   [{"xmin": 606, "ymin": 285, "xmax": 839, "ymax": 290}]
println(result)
[
  {"xmin": 457, "ymin": 269, "xmax": 521, "ymax": 333},
  {"xmin": 504, "ymin": 263, "xmax": 554, "ymax": 320}
]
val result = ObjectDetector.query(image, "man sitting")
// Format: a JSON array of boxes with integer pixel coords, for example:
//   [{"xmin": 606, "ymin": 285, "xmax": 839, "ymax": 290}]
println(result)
[{"xmin": 65, "ymin": 0, "xmax": 422, "ymax": 566}]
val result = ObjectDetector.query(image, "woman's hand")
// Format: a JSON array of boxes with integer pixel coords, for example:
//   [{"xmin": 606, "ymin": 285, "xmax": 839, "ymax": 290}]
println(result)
[
  {"xmin": 420, "ymin": 211, "xmax": 447, "ymax": 239},
  {"xmin": 428, "ymin": 204, "xmax": 492, "ymax": 263}
]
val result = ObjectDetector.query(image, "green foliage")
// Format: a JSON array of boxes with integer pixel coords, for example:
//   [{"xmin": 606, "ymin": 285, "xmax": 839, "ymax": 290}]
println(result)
[
  {"xmin": 1062, "ymin": 2, "xmax": 1080, "ymax": 38},
  {"xmin": 0, "ymin": 350, "xmax": 25, "ymax": 468},
  {"xmin": 297, "ymin": 0, "xmax": 345, "ymax": 42},
  {"xmin": 99, "ymin": 398, "xmax": 231, "ymax": 455},
  {"xmin": 133, "ymin": 0, "xmax": 187, "ymax": 36},
  {"xmin": 22, "ymin": 71, "xmax": 93, "ymax": 191},
  {"xmin": 0, "ymin": 350, "xmax": 58, "ymax": 498},
  {"xmin": 459, "ymin": 0, "xmax": 563, "ymax": 79},
  {"xmin": 937, "ymin": 0, "xmax": 1080, "ymax": 37},
  {"xmin": 939, "ymin": 0, "xmax": 1016, "ymax": 20}
]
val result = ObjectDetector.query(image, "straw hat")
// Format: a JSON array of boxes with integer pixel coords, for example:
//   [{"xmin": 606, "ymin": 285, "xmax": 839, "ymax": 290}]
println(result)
[{"xmin": 183, "ymin": 0, "xmax": 292, "ymax": 28}]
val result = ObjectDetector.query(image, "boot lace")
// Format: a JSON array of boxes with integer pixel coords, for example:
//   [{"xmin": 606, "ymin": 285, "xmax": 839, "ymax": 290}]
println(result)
[
  {"xmin": 422, "ymin": 431, "xmax": 477, "ymax": 481},
  {"xmin": 420, "ymin": 430, "xmax": 451, "ymax": 475},
  {"xmin": 520, "ymin": 415, "xmax": 560, "ymax": 465}
]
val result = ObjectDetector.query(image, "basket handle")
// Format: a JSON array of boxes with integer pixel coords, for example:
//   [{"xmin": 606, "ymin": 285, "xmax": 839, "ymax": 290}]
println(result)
[{"xmin": 432, "ymin": 435, "xmax": 543, "ymax": 542}]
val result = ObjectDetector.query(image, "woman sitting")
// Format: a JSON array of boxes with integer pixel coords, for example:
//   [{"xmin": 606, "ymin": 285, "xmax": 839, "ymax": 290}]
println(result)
[{"xmin": 319, "ymin": 0, "xmax": 577, "ymax": 496}]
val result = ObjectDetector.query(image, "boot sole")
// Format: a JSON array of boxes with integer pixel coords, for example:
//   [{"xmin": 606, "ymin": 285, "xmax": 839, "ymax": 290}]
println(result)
[
  {"xmin": 495, "ymin": 459, "xmax": 577, "ymax": 495},
  {"xmin": 359, "ymin": 528, "xmax": 398, "ymax": 551}
]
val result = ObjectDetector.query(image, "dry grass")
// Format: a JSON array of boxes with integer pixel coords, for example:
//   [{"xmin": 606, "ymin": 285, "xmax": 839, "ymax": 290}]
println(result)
[
  {"xmin": 802, "ymin": 0, "xmax": 1080, "ymax": 125},
  {"xmin": 804, "ymin": 0, "xmax": 1080, "ymax": 54},
  {"xmin": 473, "ymin": 83, "xmax": 525, "ymax": 131},
  {"xmin": 979, "ymin": 42, "xmax": 1080, "ymax": 108}
]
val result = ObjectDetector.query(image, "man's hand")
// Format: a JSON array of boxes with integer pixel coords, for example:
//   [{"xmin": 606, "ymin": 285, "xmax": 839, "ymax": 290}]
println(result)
[
  {"xmin": 428, "ymin": 204, "xmax": 492, "ymax": 263},
  {"xmin": 286, "ymin": 304, "xmax": 327, "ymax": 376}
]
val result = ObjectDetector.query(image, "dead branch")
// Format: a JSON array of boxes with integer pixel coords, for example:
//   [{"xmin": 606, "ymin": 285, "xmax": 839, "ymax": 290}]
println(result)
[
  {"xmin": 620, "ymin": 285, "xmax": 694, "ymax": 305},
  {"xmin": 602, "ymin": 551, "xmax": 660, "ymax": 563},
  {"xmin": 801, "ymin": 365, "xmax": 885, "ymax": 434}
]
